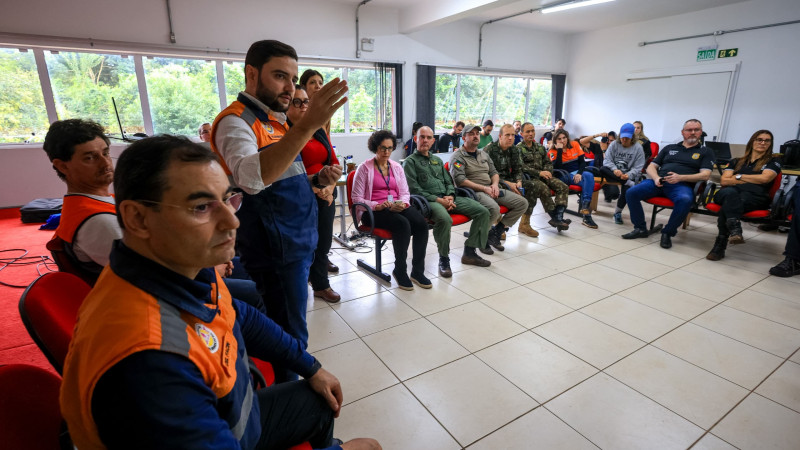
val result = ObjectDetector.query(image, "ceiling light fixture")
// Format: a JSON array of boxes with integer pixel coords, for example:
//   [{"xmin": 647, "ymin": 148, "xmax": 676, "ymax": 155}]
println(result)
[{"xmin": 541, "ymin": 0, "xmax": 615, "ymax": 14}]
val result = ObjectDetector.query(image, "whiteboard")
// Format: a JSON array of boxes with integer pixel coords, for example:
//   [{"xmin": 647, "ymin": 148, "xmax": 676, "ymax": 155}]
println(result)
[{"xmin": 626, "ymin": 63, "xmax": 739, "ymax": 147}]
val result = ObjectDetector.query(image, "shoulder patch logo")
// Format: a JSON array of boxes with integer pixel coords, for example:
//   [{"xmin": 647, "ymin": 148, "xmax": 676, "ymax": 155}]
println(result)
[
  {"xmin": 262, "ymin": 122, "xmax": 274, "ymax": 134},
  {"xmin": 454, "ymin": 161, "xmax": 463, "ymax": 169},
  {"xmin": 195, "ymin": 323, "xmax": 219, "ymax": 353},
  {"xmin": 692, "ymin": 153, "xmax": 700, "ymax": 160}
]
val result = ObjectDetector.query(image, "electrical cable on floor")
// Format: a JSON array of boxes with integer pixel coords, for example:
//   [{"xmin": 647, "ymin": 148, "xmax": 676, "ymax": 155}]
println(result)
[{"xmin": 0, "ymin": 248, "xmax": 58, "ymax": 288}]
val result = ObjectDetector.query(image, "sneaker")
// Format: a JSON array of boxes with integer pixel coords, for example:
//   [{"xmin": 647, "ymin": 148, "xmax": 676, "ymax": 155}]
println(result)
[
  {"xmin": 582, "ymin": 216, "xmax": 598, "ymax": 229},
  {"xmin": 622, "ymin": 228, "xmax": 649, "ymax": 239},
  {"xmin": 438, "ymin": 257, "xmax": 452, "ymax": 278},
  {"xmin": 410, "ymin": 271, "xmax": 432, "ymax": 289},
  {"xmin": 769, "ymin": 256, "xmax": 800, "ymax": 277},
  {"xmin": 461, "ymin": 253, "xmax": 491, "ymax": 267},
  {"xmin": 392, "ymin": 270, "xmax": 413, "ymax": 290},
  {"xmin": 613, "ymin": 212, "xmax": 623, "ymax": 225}
]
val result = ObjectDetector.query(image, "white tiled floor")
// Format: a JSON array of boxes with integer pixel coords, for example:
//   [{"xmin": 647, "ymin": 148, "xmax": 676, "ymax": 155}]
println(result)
[{"xmin": 308, "ymin": 199, "xmax": 800, "ymax": 449}]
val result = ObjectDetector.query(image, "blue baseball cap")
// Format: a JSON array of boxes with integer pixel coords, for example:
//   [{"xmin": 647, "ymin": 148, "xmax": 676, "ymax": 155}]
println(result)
[{"xmin": 619, "ymin": 123, "xmax": 635, "ymax": 139}]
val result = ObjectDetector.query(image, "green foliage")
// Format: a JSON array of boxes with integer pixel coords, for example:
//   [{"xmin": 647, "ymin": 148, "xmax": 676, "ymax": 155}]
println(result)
[
  {"xmin": 434, "ymin": 72, "xmax": 553, "ymax": 130},
  {"xmin": 223, "ymin": 62, "xmax": 245, "ymax": 105},
  {"xmin": 45, "ymin": 52, "xmax": 143, "ymax": 136},
  {"xmin": 144, "ymin": 58, "xmax": 220, "ymax": 135},
  {"xmin": 0, "ymin": 49, "xmax": 49, "ymax": 143}
]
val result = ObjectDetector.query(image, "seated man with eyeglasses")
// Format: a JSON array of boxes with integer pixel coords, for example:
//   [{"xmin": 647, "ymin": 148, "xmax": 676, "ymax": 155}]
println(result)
[
  {"xmin": 622, "ymin": 119, "xmax": 714, "ymax": 249},
  {"xmin": 60, "ymin": 135, "xmax": 381, "ymax": 450}
]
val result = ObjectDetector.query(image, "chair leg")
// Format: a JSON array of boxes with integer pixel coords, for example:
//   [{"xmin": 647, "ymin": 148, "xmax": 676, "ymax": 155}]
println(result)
[
  {"xmin": 357, "ymin": 237, "xmax": 392, "ymax": 283},
  {"xmin": 649, "ymin": 205, "xmax": 664, "ymax": 235}
]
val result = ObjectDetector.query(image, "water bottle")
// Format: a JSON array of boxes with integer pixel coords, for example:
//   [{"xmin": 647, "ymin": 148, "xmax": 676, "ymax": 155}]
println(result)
[{"xmin": 448, "ymin": 141, "xmax": 453, "ymax": 152}]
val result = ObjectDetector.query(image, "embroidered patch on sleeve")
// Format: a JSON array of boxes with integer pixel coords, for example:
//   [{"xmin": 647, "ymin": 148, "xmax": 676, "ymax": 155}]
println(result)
[{"xmin": 454, "ymin": 161, "xmax": 463, "ymax": 169}]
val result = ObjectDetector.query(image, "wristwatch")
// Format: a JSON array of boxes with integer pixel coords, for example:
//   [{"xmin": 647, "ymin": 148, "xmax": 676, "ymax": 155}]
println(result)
[
  {"xmin": 735, "ymin": 174, "xmax": 742, "ymax": 180},
  {"xmin": 311, "ymin": 173, "xmax": 326, "ymax": 189}
]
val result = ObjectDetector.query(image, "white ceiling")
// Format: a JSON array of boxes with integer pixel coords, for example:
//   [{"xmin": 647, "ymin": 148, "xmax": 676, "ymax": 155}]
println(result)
[{"xmin": 335, "ymin": 0, "xmax": 750, "ymax": 34}]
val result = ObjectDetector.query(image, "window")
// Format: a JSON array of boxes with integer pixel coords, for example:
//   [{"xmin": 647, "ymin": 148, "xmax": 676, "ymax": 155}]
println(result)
[
  {"xmin": 434, "ymin": 73, "xmax": 457, "ymax": 131},
  {"xmin": 143, "ymin": 57, "xmax": 220, "ymax": 135},
  {"xmin": 45, "ymin": 51, "xmax": 144, "ymax": 136},
  {"xmin": 223, "ymin": 61, "xmax": 245, "ymax": 105},
  {"xmin": 0, "ymin": 48, "xmax": 49, "ymax": 143},
  {"xmin": 435, "ymin": 70, "xmax": 551, "ymax": 131},
  {"xmin": 298, "ymin": 65, "xmax": 345, "ymax": 133}
]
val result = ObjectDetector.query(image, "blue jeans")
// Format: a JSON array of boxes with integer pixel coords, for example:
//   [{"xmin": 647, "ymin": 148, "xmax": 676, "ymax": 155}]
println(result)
[
  {"xmin": 248, "ymin": 254, "xmax": 313, "ymax": 382},
  {"xmin": 626, "ymin": 179, "xmax": 694, "ymax": 236},
  {"xmin": 560, "ymin": 170, "xmax": 595, "ymax": 205}
]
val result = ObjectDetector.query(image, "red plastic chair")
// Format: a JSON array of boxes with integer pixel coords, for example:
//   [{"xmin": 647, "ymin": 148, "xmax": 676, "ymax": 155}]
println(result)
[
  {"xmin": 643, "ymin": 181, "xmax": 706, "ymax": 232},
  {"xmin": 19, "ymin": 272, "xmax": 92, "ymax": 374},
  {"xmin": 704, "ymin": 172, "xmax": 783, "ymax": 221},
  {"xmin": 0, "ymin": 364, "xmax": 68, "ymax": 450},
  {"xmin": 346, "ymin": 170, "xmax": 395, "ymax": 282}
]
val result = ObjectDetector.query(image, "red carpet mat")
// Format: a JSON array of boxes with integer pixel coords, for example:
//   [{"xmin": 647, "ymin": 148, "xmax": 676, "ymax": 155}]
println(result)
[{"xmin": 0, "ymin": 208, "xmax": 58, "ymax": 373}]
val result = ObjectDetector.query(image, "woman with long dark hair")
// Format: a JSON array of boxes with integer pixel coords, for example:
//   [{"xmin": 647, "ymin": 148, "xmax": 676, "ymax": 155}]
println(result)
[
  {"xmin": 706, "ymin": 129, "xmax": 781, "ymax": 261},
  {"xmin": 289, "ymin": 85, "xmax": 341, "ymax": 302}
]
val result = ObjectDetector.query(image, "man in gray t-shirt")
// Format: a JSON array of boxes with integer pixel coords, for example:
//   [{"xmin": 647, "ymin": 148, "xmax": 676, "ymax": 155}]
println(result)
[{"xmin": 600, "ymin": 123, "xmax": 645, "ymax": 224}]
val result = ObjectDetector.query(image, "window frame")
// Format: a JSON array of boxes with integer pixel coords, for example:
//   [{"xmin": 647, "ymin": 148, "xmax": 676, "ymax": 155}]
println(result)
[
  {"xmin": 434, "ymin": 68, "xmax": 552, "ymax": 134},
  {"xmin": 0, "ymin": 44, "xmax": 397, "ymax": 146}
]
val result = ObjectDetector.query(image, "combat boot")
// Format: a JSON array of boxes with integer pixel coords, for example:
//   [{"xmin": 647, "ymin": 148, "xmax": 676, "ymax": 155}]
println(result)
[
  {"xmin": 706, "ymin": 235, "xmax": 728, "ymax": 261},
  {"xmin": 518, "ymin": 214, "xmax": 539, "ymax": 237},
  {"xmin": 727, "ymin": 218, "xmax": 744, "ymax": 244},
  {"xmin": 548, "ymin": 205, "xmax": 570, "ymax": 231}
]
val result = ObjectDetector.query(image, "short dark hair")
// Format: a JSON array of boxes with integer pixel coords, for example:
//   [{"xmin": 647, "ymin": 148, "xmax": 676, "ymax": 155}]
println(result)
[
  {"xmin": 113, "ymin": 135, "xmax": 219, "ymax": 229},
  {"xmin": 244, "ymin": 40, "xmax": 298, "ymax": 72},
  {"xmin": 556, "ymin": 118, "xmax": 566, "ymax": 126},
  {"xmin": 367, "ymin": 130, "xmax": 397, "ymax": 154},
  {"xmin": 299, "ymin": 69, "xmax": 323, "ymax": 89},
  {"xmin": 411, "ymin": 121, "xmax": 424, "ymax": 135},
  {"xmin": 43, "ymin": 119, "xmax": 109, "ymax": 180},
  {"xmin": 521, "ymin": 122, "xmax": 535, "ymax": 132},
  {"xmin": 455, "ymin": 121, "xmax": 465, "ymax": 128},
  {"xmin": 482, "ymin": 119, "xmax": 494, "ymax": 127}
]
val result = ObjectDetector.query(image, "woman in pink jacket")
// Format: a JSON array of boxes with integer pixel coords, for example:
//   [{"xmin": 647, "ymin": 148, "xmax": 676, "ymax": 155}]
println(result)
[{"xmin": 351, "ymin": 130, "xmax": 430, "ymax": 290}]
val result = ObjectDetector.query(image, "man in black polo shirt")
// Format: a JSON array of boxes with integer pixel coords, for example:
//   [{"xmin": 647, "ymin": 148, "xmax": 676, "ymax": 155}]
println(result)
[{"xmin": 622, "ymin": 119, "xmax": 714, "ymax": 249}]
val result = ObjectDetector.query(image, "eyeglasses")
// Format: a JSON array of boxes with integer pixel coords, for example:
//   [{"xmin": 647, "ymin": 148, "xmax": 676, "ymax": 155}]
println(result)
[
  {"xmin": 377, "ymin": 145, "xmax": 394, "ymax": 152},
  {"xmin": 138, "ymin": 192, "xmax": 243, "ymax": 224},
  {"xmin": 291, "ymin": 98, "xmax": 310, "ymax": 108},
  {"xmin": 755, "ymin": 138, "xmax": 772, "ymax": 144}
]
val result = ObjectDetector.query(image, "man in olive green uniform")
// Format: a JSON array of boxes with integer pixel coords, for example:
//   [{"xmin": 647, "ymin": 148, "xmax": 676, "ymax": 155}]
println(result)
[
  {"xmin": 404, "ymin": 126, "xmax": 491, "ymax": 277},
  {"xmin": 517, "ymin": 122, "xmax": 571, "ymax": 231},
  {"xmin": 450, "ymin": 124, "xmax": 528, "ymax": 252},
  {"xmin": 485, "ymin": 124, "xmax": 538, "ymax": 237}
]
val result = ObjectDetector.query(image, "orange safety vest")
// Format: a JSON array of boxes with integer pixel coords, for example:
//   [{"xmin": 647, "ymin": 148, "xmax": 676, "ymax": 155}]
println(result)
[
  {"xmin": 547, "ymin": 141, "xmax": 584, "ymax": 165},
  {"xmin": 210, "ymin": 98, "xmax": 289, "ymax": 176},
  {"xmin": 54, "ymin": 194, "xmax": 116, "ymax": 244},
  {"xmin": 60, "ymin": 268, "xmax": 240, "ymax": 449}
]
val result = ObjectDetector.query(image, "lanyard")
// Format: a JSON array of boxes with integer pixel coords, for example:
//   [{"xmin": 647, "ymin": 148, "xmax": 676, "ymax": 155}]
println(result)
[{"xmin": 375, "ymin": 158, "xmax": 391, "ymax": 191}]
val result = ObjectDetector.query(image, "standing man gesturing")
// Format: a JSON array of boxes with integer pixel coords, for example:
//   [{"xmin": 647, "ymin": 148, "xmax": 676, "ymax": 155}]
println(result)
[{"xmin": 211, "ymin": 40, "xmax": 347, "ymax": 382}]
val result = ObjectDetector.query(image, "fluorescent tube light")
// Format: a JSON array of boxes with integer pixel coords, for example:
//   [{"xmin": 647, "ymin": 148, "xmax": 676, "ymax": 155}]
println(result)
[{"xmin": 541, "ymin": 0, "xmax": 614, "ymax": 14}]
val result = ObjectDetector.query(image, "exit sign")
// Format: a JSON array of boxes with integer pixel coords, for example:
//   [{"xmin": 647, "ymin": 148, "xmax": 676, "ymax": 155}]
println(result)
[
  {"xmin": 718, "ymin": 48, "xmax": 739, "ymax": 58},
  {"xmin": 697, "ymin": 48, "xmax": 717, "ymax": 62}
]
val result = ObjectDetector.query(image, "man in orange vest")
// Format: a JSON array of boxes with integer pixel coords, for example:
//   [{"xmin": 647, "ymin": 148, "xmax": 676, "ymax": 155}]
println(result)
[
  {"xmin": 43, "ymin": 119, "xmax": 120, "ymax": 280},
  {"xmin": 61, "ymin": 136, "xmax": 380, "ymax": 450},
  {"xmin": 211, "ymin": 40, "xmax": 347, "ymax": 382}
]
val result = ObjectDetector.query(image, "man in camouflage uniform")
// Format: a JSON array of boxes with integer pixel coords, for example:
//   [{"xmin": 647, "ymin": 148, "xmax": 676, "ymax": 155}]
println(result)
[
  {"xmin": 485, "ymin": 124, "xmax": 538, "ymax": 237},
  {"xmin": 403, "ymin": 126, "xmax": 491, "ymax": 277},
  {"xmin": 518, "ymin": 122, "xmax": 571, "ymax": 231}
]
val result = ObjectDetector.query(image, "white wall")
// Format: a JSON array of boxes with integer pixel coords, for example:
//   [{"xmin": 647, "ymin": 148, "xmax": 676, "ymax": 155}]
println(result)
[
  {"xmin": 564, "ymin": 0, "xmax": 800, "ymax": 147},
  {"xmin": 0, "ymin": 0, "xmax": 569, "ymax": 206}
]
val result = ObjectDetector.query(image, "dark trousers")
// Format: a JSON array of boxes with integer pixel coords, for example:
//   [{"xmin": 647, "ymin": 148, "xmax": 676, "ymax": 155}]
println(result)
[
  {"xmin": 309, "ymin": 196, "xmax": 336, "ymax": 291},
  {"xmin": 255, "ymin": 380, "xmax": 335, "ymax": 450},
  {"xmin": 713, "ymin": 186, "xmax": 769, "ymax": 235},
  {"xmin": 362, "ymin": 207, "xmax": 429, "ymax": 274},
  {"xmin": 599, "ymin": 166, "xmax": 631, "ymax": 210},
  {"xmin": 249, "ymin": 254, "xmax": 313, "ymax": 383},
  {"xmin": 786, "ymin": 184, "xmax": 800, "ymax": 259}
]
